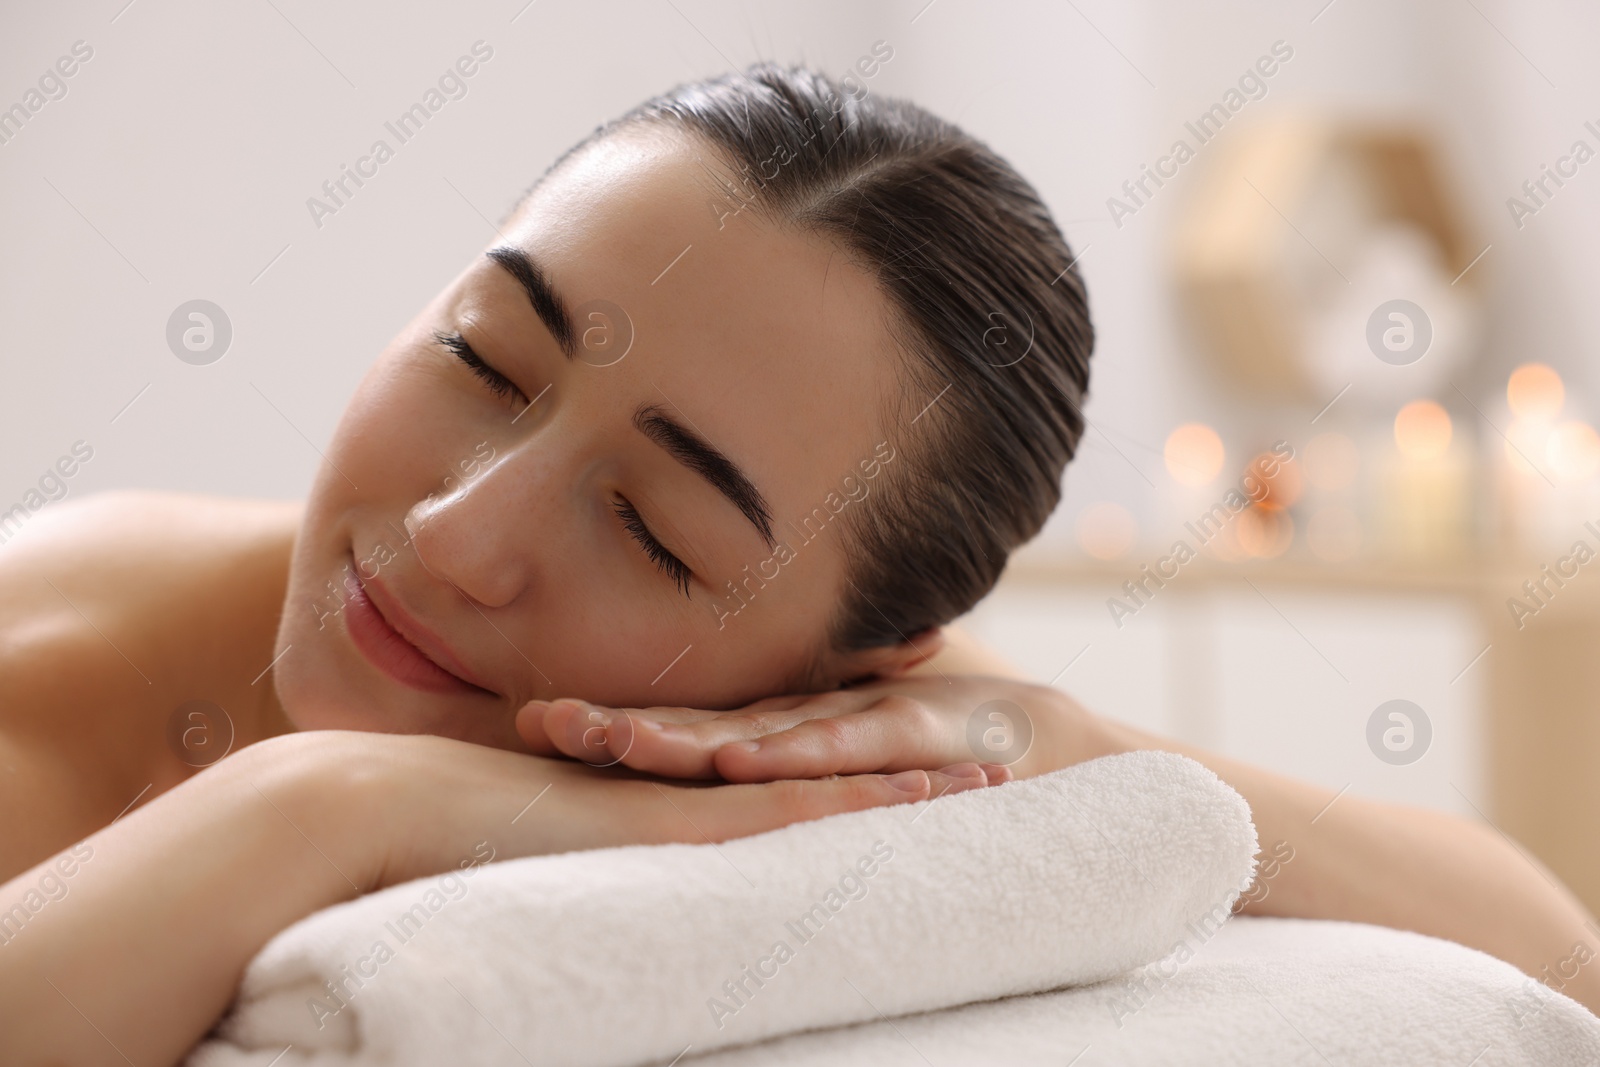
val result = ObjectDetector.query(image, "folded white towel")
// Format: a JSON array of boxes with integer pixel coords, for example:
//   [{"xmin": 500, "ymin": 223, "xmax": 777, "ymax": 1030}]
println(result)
[{"xmin": 187, "ymin": 750, "xmax": 1258, "ymax": 1067}]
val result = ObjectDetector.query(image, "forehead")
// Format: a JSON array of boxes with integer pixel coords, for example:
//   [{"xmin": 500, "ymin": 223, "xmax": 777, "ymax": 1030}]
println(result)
[{"xmin": 495, "ymin": 125, "xmax": 907, "ymax": 522}]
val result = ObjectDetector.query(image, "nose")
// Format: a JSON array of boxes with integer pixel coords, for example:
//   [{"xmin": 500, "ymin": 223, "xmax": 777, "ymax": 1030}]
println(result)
[{"xmin": 404, "ymin": 442, "xmax": 549, "ymax": 610}]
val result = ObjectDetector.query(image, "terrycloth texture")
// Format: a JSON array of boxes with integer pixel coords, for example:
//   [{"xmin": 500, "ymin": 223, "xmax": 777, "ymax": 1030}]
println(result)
[
  {"xmin": 187, "ymin": 751, "xmax": 1258, "ymax": 1067},
  {"xmin": 680, "ymin": 917, "xmax": 1600, "ymax": 1066}
]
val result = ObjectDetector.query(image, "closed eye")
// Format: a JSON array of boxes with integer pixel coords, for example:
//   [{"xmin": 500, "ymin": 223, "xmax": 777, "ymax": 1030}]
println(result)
[
  {"xmin": 612, "ymin": 498, "xmax": 693, "ymax": 598},
  {"xmin": 435, "ymin": 330, "xmax": 526, "ymax": 404}
]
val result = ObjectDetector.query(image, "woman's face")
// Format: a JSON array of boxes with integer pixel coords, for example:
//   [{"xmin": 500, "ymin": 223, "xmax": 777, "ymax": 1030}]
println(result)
[{"xmin": 273, "ymin": 125, "xmax": 919, "ymax": 749}]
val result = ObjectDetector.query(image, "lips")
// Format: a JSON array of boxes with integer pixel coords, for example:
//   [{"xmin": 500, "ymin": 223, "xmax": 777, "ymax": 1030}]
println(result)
[{"xmin": 341, "ymin": 551, "xmax": 492, "ymax": 696}]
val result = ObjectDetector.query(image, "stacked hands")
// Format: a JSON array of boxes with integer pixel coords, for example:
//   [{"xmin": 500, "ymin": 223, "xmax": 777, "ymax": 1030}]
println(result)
[
  {"xmin": 306, "ymin": 675, "xmax": 1106, "ymax": 892},
  {"xmin": 515, "ymin": 673, "xmax": 1095, "ymax": 815},
  {"xmin": 517, "ymin": 679, "xmax": 1045, "ymax": 785}
]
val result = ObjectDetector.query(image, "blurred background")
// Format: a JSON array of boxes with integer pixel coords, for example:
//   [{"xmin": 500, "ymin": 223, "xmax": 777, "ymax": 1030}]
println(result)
[{"xmin": 3, "ymin": 1, "xmax": 1597, "ymax": 908}]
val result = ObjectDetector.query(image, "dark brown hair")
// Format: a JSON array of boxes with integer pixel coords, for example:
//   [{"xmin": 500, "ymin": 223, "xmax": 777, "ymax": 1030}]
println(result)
[{"xmin": 546, "ymin": 63, "xmax": 1093, "ymax": 658}]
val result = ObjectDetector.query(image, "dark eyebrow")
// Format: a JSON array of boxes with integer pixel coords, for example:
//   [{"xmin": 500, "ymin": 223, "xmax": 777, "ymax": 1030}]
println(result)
[
  {"xmin": 485, "ymin": 246, "xmax": 575, "ymax": 359},
  {"xmin": 633, "ymin": 404, "xmax": 775, "ymax": 549}
]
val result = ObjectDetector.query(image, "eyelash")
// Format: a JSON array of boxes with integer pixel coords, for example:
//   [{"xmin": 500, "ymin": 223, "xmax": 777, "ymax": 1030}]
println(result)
[
  {"xmin": 435, "ymin": 330, "xmax": 523, "ymax": 403},
  {"xmin": 612, "ymin": 499, "xmax": 693, "ymax": 598},
  {"xmin": 434, "ymin": 329, "xmax": 687, "ymax": 597}
]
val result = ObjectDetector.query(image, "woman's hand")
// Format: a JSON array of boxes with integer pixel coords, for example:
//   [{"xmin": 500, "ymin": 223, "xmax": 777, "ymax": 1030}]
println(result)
[
  {"xmin": 513, "ymin": 675, "xmax": 1110, "ymax": 785},
  {"xmin": 349, "ymin": 729, "xmax": 1001, "ymax": 889}
]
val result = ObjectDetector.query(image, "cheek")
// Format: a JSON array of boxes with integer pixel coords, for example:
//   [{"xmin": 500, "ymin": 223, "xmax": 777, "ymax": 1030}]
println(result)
[
  {"xmin": 538, "ymin": 577, "xmax": 700, "ymax": 705},
  {"xmin": 535, "ymin": 566, "xmax": 766, "ymax": 710},
  {"xmin": 621, "ymin": 558, "xmax": 838, "ymax": 708},
  {"xmin": 297, "ymin": 352, "xmax": 493, "ymax": 600},
  {"xmin": 275, "ymin": 354, "xmax": 482, "ymax": 725},
  {"xmin": 268, "ymin": 609, "xmax": 388, "ymax": 732},
  {"xmin": 329, "ymin": 356, "xmax": 472, "ymax": 486}
]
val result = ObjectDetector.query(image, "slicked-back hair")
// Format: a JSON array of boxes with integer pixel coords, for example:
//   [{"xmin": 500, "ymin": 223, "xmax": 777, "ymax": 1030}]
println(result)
[{"xmin": 537, "ymin": 63, "xmax": 1094, "ymax": 658}]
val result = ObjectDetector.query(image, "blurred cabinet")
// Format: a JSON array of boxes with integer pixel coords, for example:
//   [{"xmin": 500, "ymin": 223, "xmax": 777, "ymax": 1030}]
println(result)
[
  {"xmin": 1485, "ymin": 576, "xmax": 1600, "ymax": 918},
  {"xmin": 961, "ymin": 559, "xmax": 1600, "ymax": 915}
]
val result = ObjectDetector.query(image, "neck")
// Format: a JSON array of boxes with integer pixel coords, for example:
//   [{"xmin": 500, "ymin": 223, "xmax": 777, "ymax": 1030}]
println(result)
[{"xmin": 248, "ymin": 664, "xmax": 299, "ymax": 741}]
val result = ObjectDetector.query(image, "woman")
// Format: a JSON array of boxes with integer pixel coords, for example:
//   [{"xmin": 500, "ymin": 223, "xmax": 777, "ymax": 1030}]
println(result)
[{"xmin": 2, "ymin": 64, "xmax": 1595, "ymax": 1065}]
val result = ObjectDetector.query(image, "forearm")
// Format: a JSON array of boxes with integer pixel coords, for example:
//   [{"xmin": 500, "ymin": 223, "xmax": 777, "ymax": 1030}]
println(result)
[
  {"xmin": 924, "ymin": 627, "xmax": 1600, "ymax": 1007},
  {"xmin": 0, "ymin": 734, "xmax": 377, "ymax": 1067},
  {"xmin": 1089, "ymin": 711, "xmax": 1600, "ymax": 1014}
]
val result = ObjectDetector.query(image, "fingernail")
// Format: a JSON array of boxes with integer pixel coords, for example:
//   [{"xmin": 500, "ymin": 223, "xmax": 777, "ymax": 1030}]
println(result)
[
  {"xmin": 731, "ymin": 740, "xmax": 760, "ymax": 753},
  {"xmin": 885, "ymin": 770, "xmax": 926, "ymax": 793},
  {"xmin": 634, "ymin": 717, "xmax": 663, "ymax": 731},
  {"xmin": 979, "ymin": 763, "xmax": 1013, "ymax": 785},
  {"xmin": 562, "ymin": 700, "xmax": 609, "ymax": 728}
]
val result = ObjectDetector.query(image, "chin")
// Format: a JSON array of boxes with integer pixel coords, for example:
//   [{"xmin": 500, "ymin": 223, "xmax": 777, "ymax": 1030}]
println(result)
[
  {"xmin": 272, "ymin": 671, "xmax": 379, "ymax": 734},
  {"xmin": 277, "ymin": 665, "xmax": 518, "ymax": 751}
]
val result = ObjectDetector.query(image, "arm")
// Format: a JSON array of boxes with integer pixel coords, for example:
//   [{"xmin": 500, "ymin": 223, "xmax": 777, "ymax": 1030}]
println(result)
[
  {"xmin": 524, "ymin": 625, "xmax": 1600, "ymax": 1015},
  {"xmin": 1094, "ymin": 713, "xmax": 1600, "ymax": 1013},
  {"xmin": 1, "ymin": 729, "xmax": 991, "ymax": 1066},
  {"xmin": 0, "ymin": 732, "xmax": 372, "ymax": 1067},
  {"xmin": 929, "ymin": 628, "xmax": 1600, "ymax": 1011}
]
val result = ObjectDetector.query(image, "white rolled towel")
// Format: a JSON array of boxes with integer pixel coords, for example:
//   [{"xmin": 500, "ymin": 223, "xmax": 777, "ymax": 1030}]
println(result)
[{"xmin": 187, "ymin": 750, "xmax": 1258, "ymax": 1067}]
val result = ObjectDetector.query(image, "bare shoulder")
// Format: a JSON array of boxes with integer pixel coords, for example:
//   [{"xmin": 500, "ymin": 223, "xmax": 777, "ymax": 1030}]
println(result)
[
  {"xmin": 0, "ymin": 490, "xmax": 303, "ymax": 879},
  {"xmin": 0, "ymin": 488, "xmax": 302, "ymax": 573},
  {"xmin": 0, "ymin": 489, "xmax": 302, "ymax": 690}
]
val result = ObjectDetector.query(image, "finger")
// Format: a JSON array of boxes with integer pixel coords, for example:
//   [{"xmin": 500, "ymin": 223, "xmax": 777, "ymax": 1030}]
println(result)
[
  {"xmin": 536, "ymin": 700, "xmax": 735, "ymax": 773},
  {"xmin": 513, "ymin": 701, "xmax": 563, "ymax": 757},
  {"xmin": 601, "ymin": 715, "xmax": 797, "ymax": 779},
  {"xmin": 518, "ymin": 694, "xmax": 844, "ymax": 767},
  {"xmin": 517, "ymin": 700, "xmax": 699, "ymax": 764},
  {"xmin": 979, "ymin": 762, "xmax": 1015, "ymax": 786},
  {"xmin": 597, "ymin": 695, "xmax": 867, "ymax": 780},
  {"xmin": 626, "ymin": 692, "xmax": 822, "ymax": 723},
  {"xmin": 711, "ymin": 696, "xmax": 953, "ymax": 782},
  {"xmin": 659, "ymin": 763, "xmax": 992, "ymax": 844},
  {"xmin": 536, "ymin": 699, "xmax": 634, "ymax": 766}
]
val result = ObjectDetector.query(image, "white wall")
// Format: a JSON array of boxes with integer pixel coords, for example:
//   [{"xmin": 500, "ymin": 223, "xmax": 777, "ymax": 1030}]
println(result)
[
  {"xmin": 6, "ymin": 1, "xmax": 1594, "ymax": 520},
  {"xmin": 0, "ymin": 0, "xmax": 883, "ymax": 501},
  {"xmin": 962, "ymin": 580, "xmax": 1486, "ymax": 817}
]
